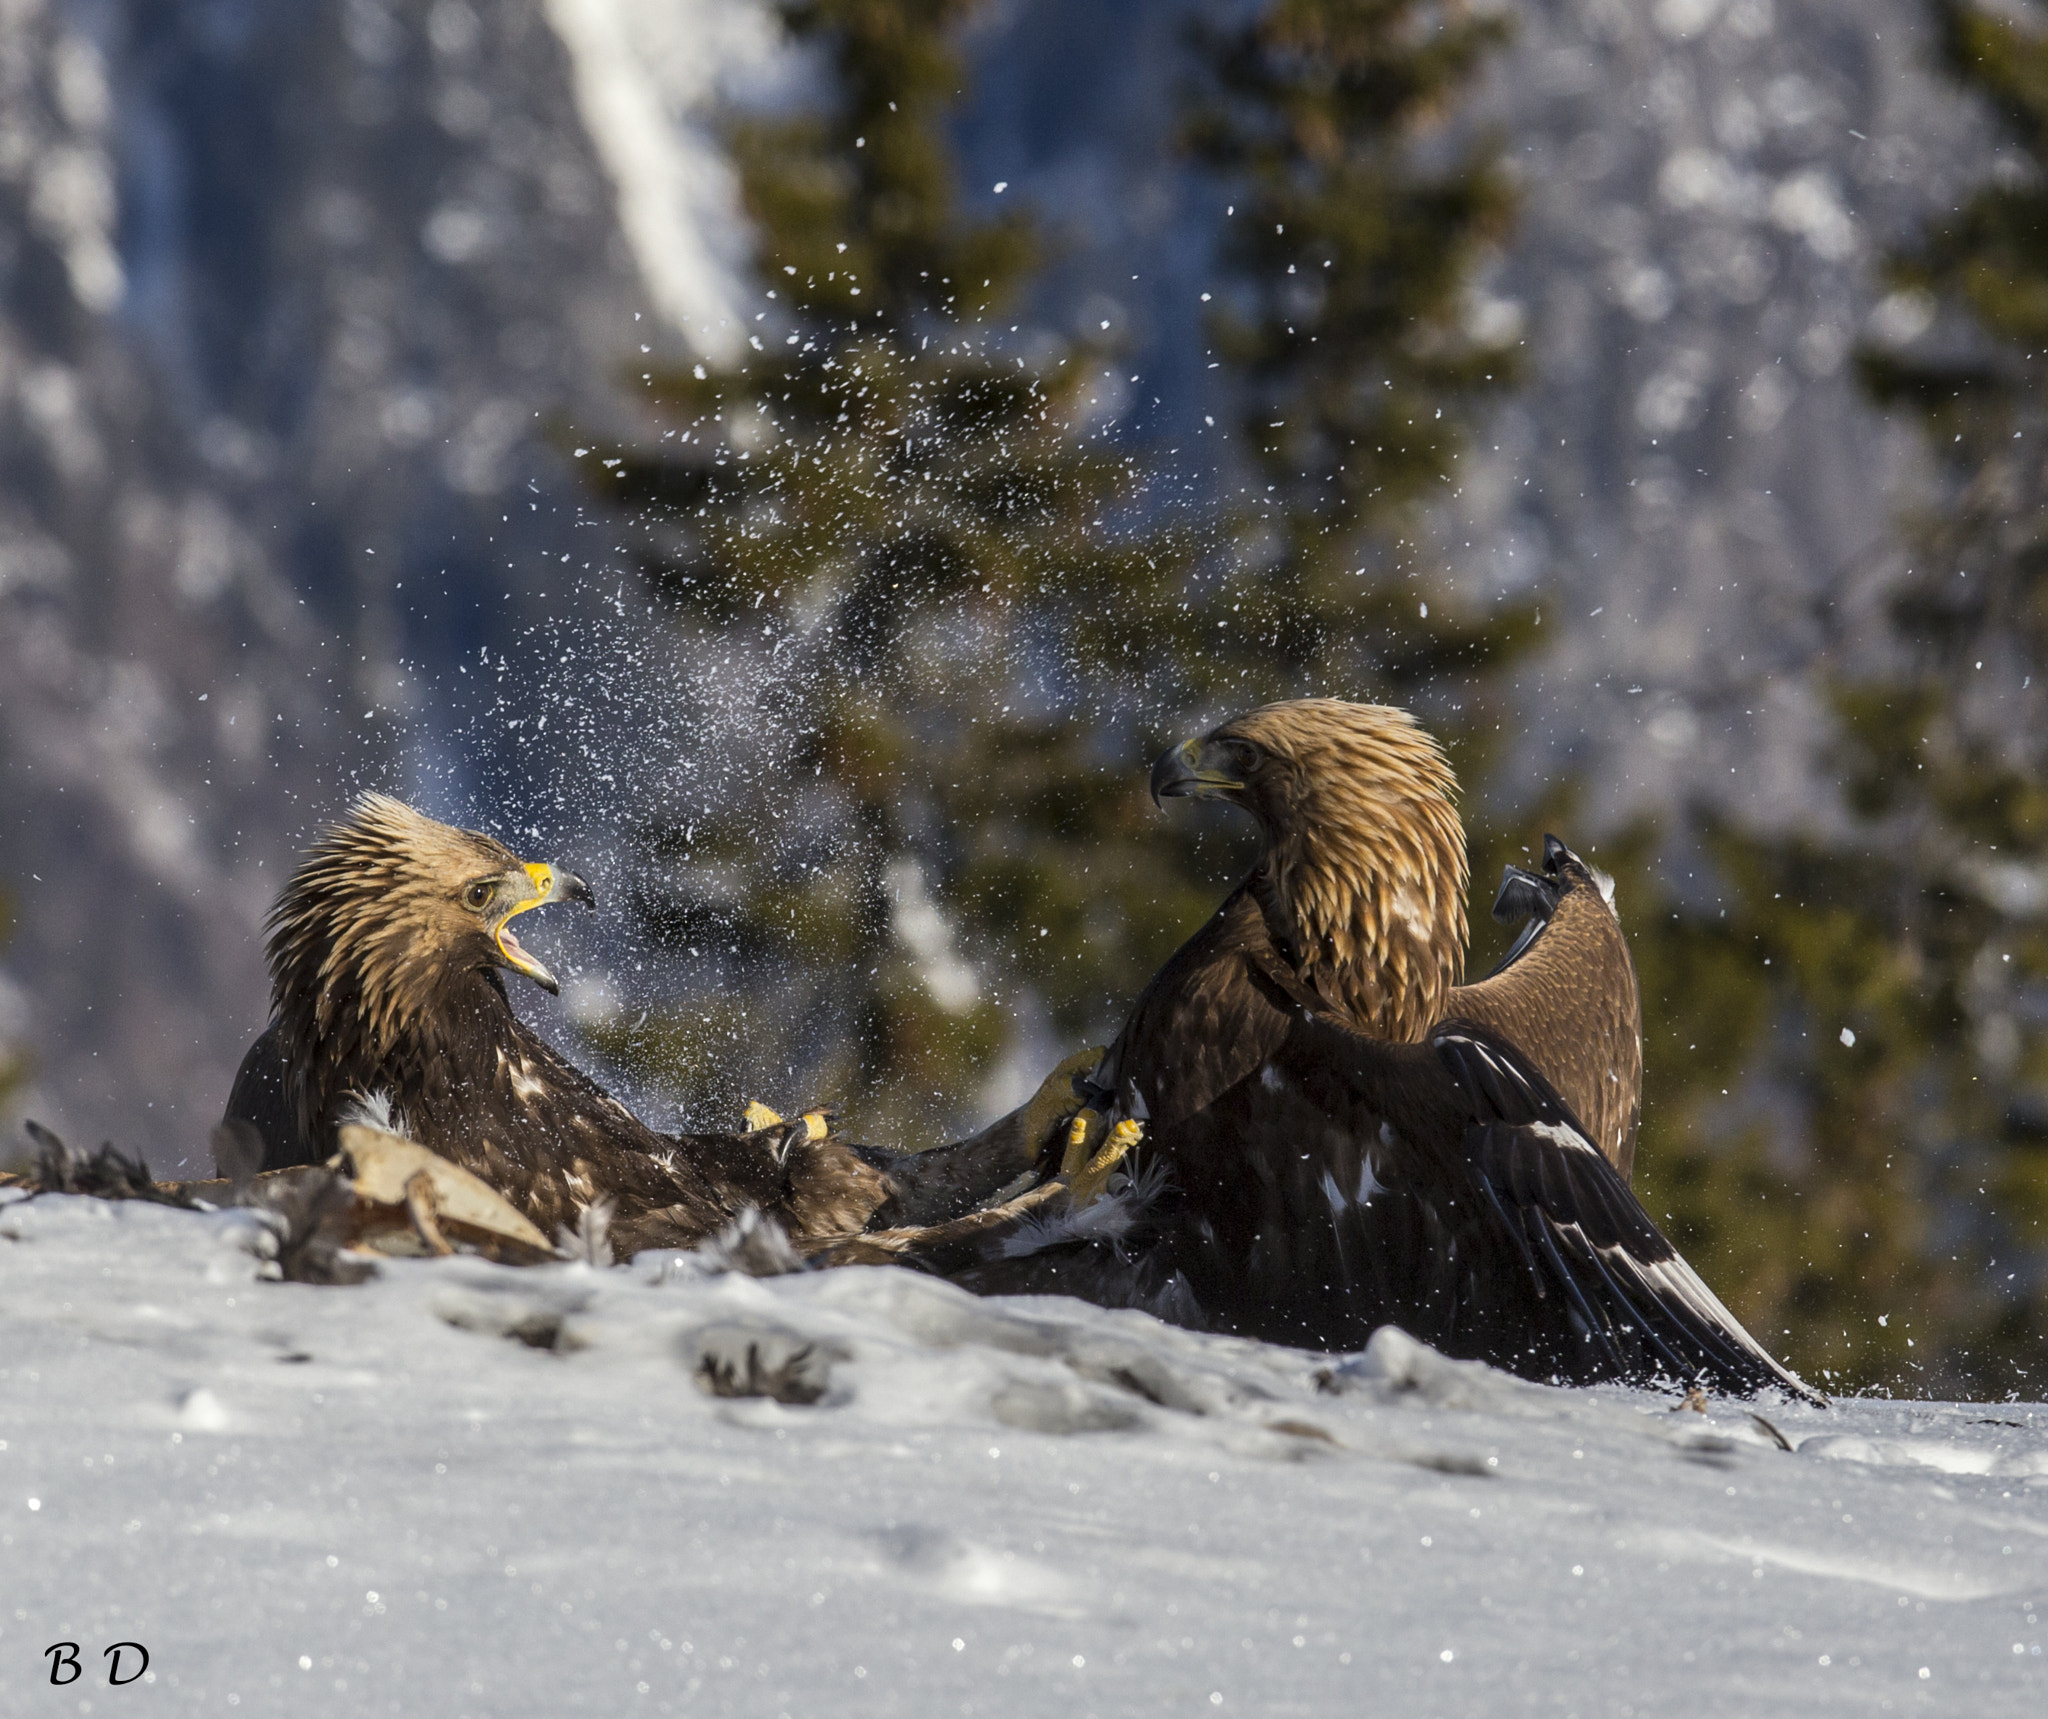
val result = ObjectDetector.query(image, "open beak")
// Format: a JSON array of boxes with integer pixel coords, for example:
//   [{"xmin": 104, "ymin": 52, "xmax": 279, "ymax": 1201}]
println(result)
[
  {"xmin": 1149, "ymin": 737, "xmax": 1246, "ymax": 809},
  {"xmin": 493, "ymin": 861, "xmax": 596, "ymax": 996}
]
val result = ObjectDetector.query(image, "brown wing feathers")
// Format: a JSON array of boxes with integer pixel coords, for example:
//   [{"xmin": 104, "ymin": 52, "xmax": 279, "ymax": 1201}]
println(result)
[
  {"xmin": 1450, "ymin": 835, "xmax": 1643, "ymax": 1178},
  {"xmin": 223, "ymin": 794, "xmax": 901, "ymax": 1257},
  {"xmin": 964, "ymin": 698, "xmax": 1813, "ymax": 1400},
  {"xmin": 213, "ymin": 709, "xmax": 1805, "ymax": 1405}
]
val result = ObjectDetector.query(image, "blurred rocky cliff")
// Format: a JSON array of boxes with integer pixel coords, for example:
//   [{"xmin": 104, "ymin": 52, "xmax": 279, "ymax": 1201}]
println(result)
[
  {"xmin": 0, "ymin": 0, "xmax": 1989, "ymax": 1159},
  {"xmin": 0, "ymin": 0, "xmax": 764, "ymax": 1162}
]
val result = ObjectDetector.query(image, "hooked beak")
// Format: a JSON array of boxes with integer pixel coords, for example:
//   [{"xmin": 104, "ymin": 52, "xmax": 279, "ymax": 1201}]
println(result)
[
  {"xmin": 493, "ymin": 861, "xmax": 596, "ymax": 996},
  {"xmin": 1150, "ymin": 737, "xmax": 1247, "ymax": 809}
]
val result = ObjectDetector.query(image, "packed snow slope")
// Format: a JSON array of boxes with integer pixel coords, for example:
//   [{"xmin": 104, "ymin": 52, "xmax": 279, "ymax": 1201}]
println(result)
[{"xmin": 2, "ymin": 1188, "xmax": 2044, "ymax": 1718}]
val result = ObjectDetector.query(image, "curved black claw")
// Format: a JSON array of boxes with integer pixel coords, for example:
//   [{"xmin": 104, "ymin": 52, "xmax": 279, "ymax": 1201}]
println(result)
[
  {"xmin": 1492, "ymin": 864, "xmax": 1559, "ymax": 928},
  {"xmin": 1486, "ymin": 842, "xmax": 1578, "ymax": 979}
]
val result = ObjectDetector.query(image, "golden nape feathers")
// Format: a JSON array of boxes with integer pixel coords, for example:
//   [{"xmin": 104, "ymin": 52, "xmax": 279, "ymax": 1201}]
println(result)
[
  {"xmin": 255, "ymin": 792, "xmax": 594, "ymax": 1155},
  {"xmin": 1205, "ymin": 698, "xmax": 1467, "ymax": 1042},
  {"xmin": 225, "ymin": 792, "xmax": 819, "ymax": 1249},
  {"xmin": 272, "ymin": 797, "xmax": 536, "ymax": 1040}
]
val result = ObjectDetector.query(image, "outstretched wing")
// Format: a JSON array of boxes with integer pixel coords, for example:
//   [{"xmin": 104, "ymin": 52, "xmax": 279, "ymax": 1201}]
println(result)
[
  {"xmin": 1425, "ymin": 1024, "xmax": 1818, "ymax": 1400},
  {"xmin": 1238, "ymin": 1014, "xmax": 1820, "ymax": 1397}
]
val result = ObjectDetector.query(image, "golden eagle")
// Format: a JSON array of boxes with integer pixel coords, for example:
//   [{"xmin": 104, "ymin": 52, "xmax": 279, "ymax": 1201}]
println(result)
[
  {"xmin": 955, "ymin": 699, "xmax": 1813, "ymax": 1400},
  {"xmin": 222, "ymin": 795, "xmax": 1072, "ymax": 1259}
]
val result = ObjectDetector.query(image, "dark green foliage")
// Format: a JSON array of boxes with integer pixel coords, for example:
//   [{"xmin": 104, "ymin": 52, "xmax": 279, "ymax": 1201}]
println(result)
[
  {"xmin": 1186, "ymin": 0, "xmax": 1516, "ymax": 567},
  {"xmin": 582, "ymin": 0, "xmax": 1524, "ymax": 1144},
  {"xmin": 1180, "ymin": 0, "xmax": 1526, "ymax": 703},
  {"xmin": 1617, "ymin": 819, "xmax": 2038, "ymax": 1395}
]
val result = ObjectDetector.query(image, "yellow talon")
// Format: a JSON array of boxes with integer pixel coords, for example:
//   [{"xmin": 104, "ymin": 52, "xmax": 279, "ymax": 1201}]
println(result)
[
  {"xmin": 1060, "ymin": 1108, "xmax": 1105, "ymax": 1179},
  {"xmin": 800, "ymin": 1110, "xmax": 830, "ymax": 1142},
  {"xmin": 1071, "ymin": 1119, "xmax": 1144, "ymax": 1209}
]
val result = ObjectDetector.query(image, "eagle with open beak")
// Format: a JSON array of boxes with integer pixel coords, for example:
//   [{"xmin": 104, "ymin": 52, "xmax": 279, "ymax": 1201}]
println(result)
[
  {"xmin": 219, "ymin": 794, "xmax": 897, "ymax": 1251},
  {"xmin": 486, "ymin": 858, "xmax": 595, "ymax": 996},
  {"xmin": 220, "ymin": 794, "xmax": 1091, "ymax": 1257}
]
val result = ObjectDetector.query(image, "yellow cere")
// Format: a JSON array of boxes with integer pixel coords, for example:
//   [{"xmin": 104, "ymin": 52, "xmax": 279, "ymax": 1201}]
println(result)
[{"xmin": 493, "ymin": 863, "xmax": 558, "ymax": 967}]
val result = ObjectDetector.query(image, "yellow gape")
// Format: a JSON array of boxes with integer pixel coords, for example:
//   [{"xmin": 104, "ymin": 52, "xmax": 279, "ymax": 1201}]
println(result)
[{"xmin": 492, "ymin": 862, "xmax": 558, "ymax": 968}]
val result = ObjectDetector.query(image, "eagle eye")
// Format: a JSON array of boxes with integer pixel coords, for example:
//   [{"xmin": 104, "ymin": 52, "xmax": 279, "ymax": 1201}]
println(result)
[
  {"xmin": 463, "ymin": 879, "xmax": 496, "ymax": 912},
  {"xmin": 1219, "ymin": 738, "xmax": 1263, "ymax": 776}
]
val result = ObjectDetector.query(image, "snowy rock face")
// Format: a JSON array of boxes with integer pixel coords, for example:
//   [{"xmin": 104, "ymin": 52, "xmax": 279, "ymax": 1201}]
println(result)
[
  {"xmin": 0, "ymin": 0, "xmax": 2009, "ymax": 1155},
  {"xmin": 0, "ymin": 1, "xmax": 309, "ymax": 1160},
  {"xmin": 1450, "ymin": 0, "xmax": 1986, "ymax": 834},
  {"xmin": 0, "ymin": 1, "xmax": 763, "ymax": 1159},
  {"xmin": 2, "ymin": 1189, "xmax": 2045, "ymax": 1714}
]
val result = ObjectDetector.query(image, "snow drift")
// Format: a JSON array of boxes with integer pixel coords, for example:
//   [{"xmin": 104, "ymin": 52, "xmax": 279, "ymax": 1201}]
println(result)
[{"xmin": 1, "ymin": 1186, "xmax": 2042, "ymax": 1715}]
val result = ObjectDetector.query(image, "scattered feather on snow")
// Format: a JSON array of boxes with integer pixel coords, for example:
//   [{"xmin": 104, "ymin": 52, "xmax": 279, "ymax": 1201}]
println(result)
[
  {"xmin": 688, "ymin": 1204, "xmax": 808, "ymax": 1277},
  {"xmin": 555, "ymin": 1195, "xmax": 616, "ymax": 1269}
]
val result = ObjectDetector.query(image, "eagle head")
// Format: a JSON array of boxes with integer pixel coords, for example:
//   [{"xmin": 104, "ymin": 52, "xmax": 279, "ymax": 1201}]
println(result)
[
  {"xmin": 267, "ymin": 793, "xmax": 595, "ymax": 1043},
  {"xmin": 1150, "ymin": 698, "xmax": 1467, "ymax": 1040}
]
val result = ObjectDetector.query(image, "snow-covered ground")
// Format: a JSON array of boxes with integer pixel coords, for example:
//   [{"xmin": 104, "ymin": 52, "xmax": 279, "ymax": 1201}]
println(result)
[{"xmin": 2, "ymin": 1188, "xmax": 2043, "ymax": 1717}]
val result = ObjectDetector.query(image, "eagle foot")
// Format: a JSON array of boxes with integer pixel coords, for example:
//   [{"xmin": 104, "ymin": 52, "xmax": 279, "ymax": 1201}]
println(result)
[
  {"xmin": 1069, "ymin": 1119, "xmax": 1145, "ymax": 1209},
  {"xmin": 1019, "ymin": 1047, "xmax": 1109, "ymax": 1166},
  {"xmin": 1059, "ymin": 1108, "xmax": 1106, "ymax": 1180}
]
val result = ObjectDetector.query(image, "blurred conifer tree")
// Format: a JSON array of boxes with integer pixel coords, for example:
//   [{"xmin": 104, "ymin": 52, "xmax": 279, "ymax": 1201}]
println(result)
[
  {"xmin": 1182, "ymin": 0, "xmax": 1521, "ymax": 687},
  {"xmin": 581, "ymin": 0, "xmax": 1525, "ymax": 1144}
]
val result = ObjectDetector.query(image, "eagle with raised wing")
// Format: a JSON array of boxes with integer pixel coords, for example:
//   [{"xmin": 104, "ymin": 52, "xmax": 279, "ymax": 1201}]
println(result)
[{"xmin": 946, "ymin": 699, "xmax": 1813, "ymax": 1401}]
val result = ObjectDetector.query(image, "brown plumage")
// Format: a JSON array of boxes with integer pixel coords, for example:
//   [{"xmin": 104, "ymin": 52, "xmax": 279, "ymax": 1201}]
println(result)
[
  {"xmin": 946, "ymin": 699, "xmax": 1813, "ymax": 1401},
  {"xmin": 1127, "ymin": 699, "xmax": 1642, "ymax": 1173},
  {"xmin": 222, "ymin": 794, "xmax": 899, "ymax": 1257},
  {"xmin": 1454, "ymin": 833, "xmax": 1643, "ymax": 1180}
]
